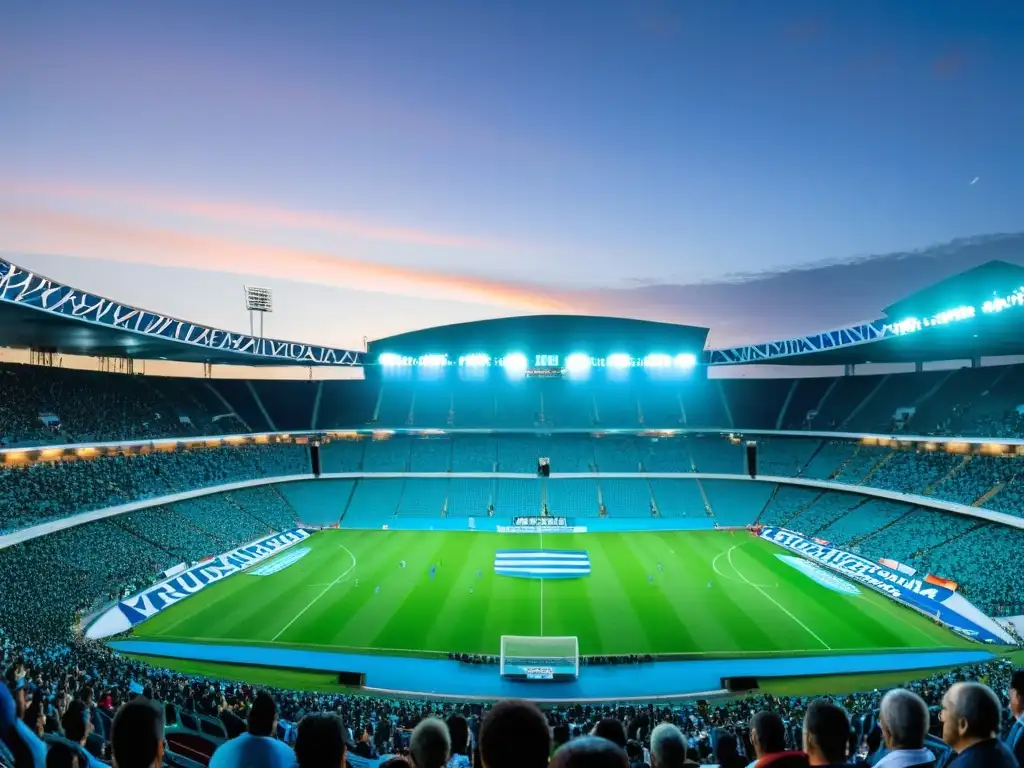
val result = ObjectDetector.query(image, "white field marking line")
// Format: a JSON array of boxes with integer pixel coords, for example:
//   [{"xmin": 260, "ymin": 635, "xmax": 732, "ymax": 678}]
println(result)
[
  {"xmin": 132, "ymin": 634, "xmax": 963, "ymax": 656},
  {"xmin": 711, "ymin": 547, "xmax": 778, "ymax": 589},
  {"xmin": 727, "ymin": 545, "xmax": 831, "ymax": 650},
  {"xmin": 271, "ymin": 544, "xmax": 357, "ymax": 642}
]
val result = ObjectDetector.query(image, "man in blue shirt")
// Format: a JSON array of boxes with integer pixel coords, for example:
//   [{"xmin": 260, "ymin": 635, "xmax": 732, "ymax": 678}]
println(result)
[
  {"xmin": 942, "ymin": 682, "xmax": 1018, "ymax": 768},
  {"xmin": 209, "ymin": 692, "xmax": 295, "ymax": 768}
]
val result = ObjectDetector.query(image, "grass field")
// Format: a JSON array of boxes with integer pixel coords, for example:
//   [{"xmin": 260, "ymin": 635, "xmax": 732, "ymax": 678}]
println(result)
[{"xmin": 133, "ymin": 529, "xmax": 974, "ymax": 658}]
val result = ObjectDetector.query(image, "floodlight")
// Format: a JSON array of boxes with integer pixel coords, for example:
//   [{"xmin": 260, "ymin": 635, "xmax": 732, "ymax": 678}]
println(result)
[
  {"xmin": 674, "ymin": 352, "xmax": 697, "ymax": 368},
  {"xmin": 459, "ymin": 353, "xmax": 490, "ymax": 367},
  {"xmin": 644, "ymin": 353, "xmax": 672, "ymax": 368},
  {"xmin": 378, "ymin": 353, "xmax": 402, "ymax": 367},
  {"xmin": 607, "ymin": 353, "xmax": 631, "ymax": 369},
  {"xmin": 565, "ymin": 353, "xmax": 592, "ymax": 373},
  {"xmin": 503, "ymin": 353, "xmax": 528, "ymax": 373},
  {"xmin": 419, "ymin": 354, "xmax": 448, "ymax": 367}
]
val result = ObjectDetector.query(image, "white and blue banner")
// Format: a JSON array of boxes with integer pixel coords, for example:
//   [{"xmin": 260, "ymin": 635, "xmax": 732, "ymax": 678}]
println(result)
[
  {"xmin": 759, "ymin": 527, "xmax": 1010, "ymax": 645},
  {"xmin": 86, "ymin": 528, "xmax": 311, "ymax": 638},
  {"xmin": 494, "ymin": 550, "xmax": 591, "ymax": 579}
]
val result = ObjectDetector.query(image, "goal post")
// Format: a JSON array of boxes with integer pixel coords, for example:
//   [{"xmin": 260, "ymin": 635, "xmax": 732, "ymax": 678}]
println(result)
[{"xmin": 499, "ymin": 635, "xmax": 579, "ymax": 681}]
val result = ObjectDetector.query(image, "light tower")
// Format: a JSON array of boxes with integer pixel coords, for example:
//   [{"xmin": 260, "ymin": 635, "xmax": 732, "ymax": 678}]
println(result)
[{"xmin": 243, "ymin": 285, "xmax": 273, "ymax": 338}]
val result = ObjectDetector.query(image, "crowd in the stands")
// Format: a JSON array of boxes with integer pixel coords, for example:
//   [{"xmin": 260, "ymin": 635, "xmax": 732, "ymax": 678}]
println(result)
[
  {"xmin": 0, "ymin": 444, "xmax": 309, "ymax": 533},
  {"xmin": 3, "ymin": 627, "xmax": 1023, "ymax": 768}
]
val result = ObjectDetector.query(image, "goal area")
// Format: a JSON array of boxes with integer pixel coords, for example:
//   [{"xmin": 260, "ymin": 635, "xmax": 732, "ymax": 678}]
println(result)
[{"xmin": 499, "ymin": 635, "xmax": 579, "ymax": 681}]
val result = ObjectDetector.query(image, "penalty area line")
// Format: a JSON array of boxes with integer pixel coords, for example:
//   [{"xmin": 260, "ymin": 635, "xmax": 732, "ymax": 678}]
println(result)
[
  {"xmin": 727, "ymin": 546, "xmax": 831, "ymax": 650},
  {"xmin": 271, "ymin": 544, "xmax": 357, "ymax": 642}
]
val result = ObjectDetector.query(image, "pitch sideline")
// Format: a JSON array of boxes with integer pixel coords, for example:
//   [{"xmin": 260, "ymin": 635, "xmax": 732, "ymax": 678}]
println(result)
[{"xmin": 271, "ymin": 543, "xmax": 358, "ymax": 642}]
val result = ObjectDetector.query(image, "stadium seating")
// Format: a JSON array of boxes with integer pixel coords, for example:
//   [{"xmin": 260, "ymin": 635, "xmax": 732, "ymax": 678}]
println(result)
[{"xmin": 0, "ymin": 443, "xmax": 309, "ymax": 533}]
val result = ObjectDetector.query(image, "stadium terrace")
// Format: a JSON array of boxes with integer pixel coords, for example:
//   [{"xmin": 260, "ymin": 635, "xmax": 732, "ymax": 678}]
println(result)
[{"xmin": 7, "ymin": 258, "xmax": 1024, "ymax": 767}]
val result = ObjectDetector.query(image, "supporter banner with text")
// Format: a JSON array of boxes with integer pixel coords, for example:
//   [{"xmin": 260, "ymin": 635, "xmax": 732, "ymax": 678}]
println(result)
[
  {"xmin": 86, "ymin": 528, "xmax": 311, "ymax": 638},
  {"xmin": 758, "ymin": 527, "xmax": 1004, "ymax": 644}
]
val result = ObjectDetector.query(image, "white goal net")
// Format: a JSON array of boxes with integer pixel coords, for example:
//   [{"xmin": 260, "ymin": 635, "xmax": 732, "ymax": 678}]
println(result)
[{"xmin": 499, "ymin": 635, "xmax": 579, "ymax": 680}]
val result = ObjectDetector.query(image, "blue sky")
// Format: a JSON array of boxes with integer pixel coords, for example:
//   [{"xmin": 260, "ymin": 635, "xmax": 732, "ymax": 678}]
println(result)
[{"xmin": 1, "ymin": 0, "xmax": 1022, "ymax": 352}]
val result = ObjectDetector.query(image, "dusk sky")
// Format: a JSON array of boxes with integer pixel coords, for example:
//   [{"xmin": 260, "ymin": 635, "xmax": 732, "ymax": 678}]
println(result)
[{"xmin": 2, "ymin": 1, "xmax": 1022, "ymax": 355}]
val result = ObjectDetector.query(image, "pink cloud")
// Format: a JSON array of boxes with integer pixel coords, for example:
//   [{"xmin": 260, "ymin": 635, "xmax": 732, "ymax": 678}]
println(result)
[
  {"xmin": 0, "ymin": 206, "xmax": 578, "ymax": 313},
  {"xmin": 0, "ymin": 178, "xmax": 513, "ymax": 251}
]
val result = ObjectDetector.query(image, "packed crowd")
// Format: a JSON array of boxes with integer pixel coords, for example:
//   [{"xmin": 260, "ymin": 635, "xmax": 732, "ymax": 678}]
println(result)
[
  {"xmin": 2, "ymin": 627, "xmax": 1023, "ymax": 768},
  {"xmin": 0, "ymin": 444, "xmax": 309, "ymax": 532}
]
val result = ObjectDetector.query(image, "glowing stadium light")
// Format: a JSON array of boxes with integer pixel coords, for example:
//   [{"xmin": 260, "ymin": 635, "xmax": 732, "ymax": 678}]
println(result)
[
  {"xmin": 643, "ymin": 353, "xmax": 672, "ymax": 368},
  {"xmin": 458, "ymin": 353, "xmax": 491, "ymax": 368},
  {"xmin": 674, "ymin": 352, "xmax": 697, "ymax": 368},
  {"xmin": 607, "ymin": 353, "xmax": 631, "ymax": 369},
  {"xmin": 418, "ymin": 354, "xmax": 449, "ymax": 367},
  {"xmin": 378, "ymin": 352, "xmax": 402, "ymax": 366},
  {"xmin": 565, "ymin": 353, "xmax": 592, "ymax": 374},
  {"xmin": 983, "ymin": 286, "xmax": 1024, "ymax": 314},
  {"xmin": 502, "ymin": 352, "xmax": 528, "ymax": 373}
]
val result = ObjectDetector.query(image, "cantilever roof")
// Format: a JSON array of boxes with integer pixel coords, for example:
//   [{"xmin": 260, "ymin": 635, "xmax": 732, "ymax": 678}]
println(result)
[{"xmin": 0, "ymin": 258, "xmax": 365, "ymax": 366}]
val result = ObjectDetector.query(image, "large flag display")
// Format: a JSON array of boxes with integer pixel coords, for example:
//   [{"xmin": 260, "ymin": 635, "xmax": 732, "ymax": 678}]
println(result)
[{"xmin": 494, "ymin": 550, "xmax": 591, "ymax": 579}]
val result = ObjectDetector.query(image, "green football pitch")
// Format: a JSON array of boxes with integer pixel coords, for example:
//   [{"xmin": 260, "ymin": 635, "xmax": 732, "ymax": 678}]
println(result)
[{"xmin": 132, "ymin": 529, "xmax": 974, "ymax": 659}]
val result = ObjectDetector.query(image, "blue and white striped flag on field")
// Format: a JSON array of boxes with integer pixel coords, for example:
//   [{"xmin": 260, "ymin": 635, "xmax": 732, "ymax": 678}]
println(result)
[{"xmin": 494, "ymin": 550, "xmax": 591, "ymax": 579}]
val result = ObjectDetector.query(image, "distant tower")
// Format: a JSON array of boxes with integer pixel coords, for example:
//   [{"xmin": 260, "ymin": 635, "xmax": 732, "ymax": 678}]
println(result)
[{"xmin": 243, "ymin": 286, "xmax": 273, "ymax": 338}]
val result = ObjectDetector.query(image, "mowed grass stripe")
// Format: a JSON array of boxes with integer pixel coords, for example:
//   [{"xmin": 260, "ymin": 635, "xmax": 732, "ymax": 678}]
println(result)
[
  {"xmin": 738, "ymin": 540, "xmax": 958, "ymax": 651},
  {"xmin": 540, "ymin": 533, "xmax": 605, "ymax": 653},
  {"xmin": 130, "ymin": 530, "xmax": 978, "ymax": 658}
]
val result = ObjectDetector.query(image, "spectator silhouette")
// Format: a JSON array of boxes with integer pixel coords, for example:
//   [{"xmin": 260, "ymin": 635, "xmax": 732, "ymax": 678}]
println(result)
[
  {"xmin": 802, "ymin": 700, "xmax": 851, "ymax": 768},
  {"xmin": 294, "ymin": 712, "xmax": 350, "ymax": 768},
  {"xmin": 209, "ymin": 691, "xmax": 293, "ymax": 768},
  {"xmin": 479, "ymin": 699, "xmax": 550, "ymax": 768},
  {"xmin": 110, "ymin": 698, "xmax": 163, "ymax": 768},
  {"xmin": 410, "ymin": 718, "xmax": 450, "ymax": 768},
  {"xmin": 552, "ymin": 736, "xmax": 629, "ymax": 768},
  {"xmin": 750, "ymin": 711, "xmax": 808, "ymax": 768}
]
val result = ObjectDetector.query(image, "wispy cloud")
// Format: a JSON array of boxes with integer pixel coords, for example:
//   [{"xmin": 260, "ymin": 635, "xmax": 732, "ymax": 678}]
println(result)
[
  {"xmin": 0, "ymin": 206, "xmax": 576, "ymax": 312},
  {"xmin": 0, "ymin": 178, "xmax": 513, "ymax": 252}
]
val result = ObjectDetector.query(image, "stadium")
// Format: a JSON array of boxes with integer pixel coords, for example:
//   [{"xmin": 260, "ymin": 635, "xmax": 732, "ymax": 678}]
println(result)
[{"xmin": 4, "ymin": 251, "xmax": 1024, "ymax": 755}]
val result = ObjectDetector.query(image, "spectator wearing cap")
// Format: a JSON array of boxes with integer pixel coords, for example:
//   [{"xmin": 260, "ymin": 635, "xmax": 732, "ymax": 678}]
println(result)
[
  {"xmin": 410, "ymin": 718, "xmax": 450, "ymax": 768},
  {"xmin": 803, "ymin": 700, "xmax": 853, "ymax": 768},
  {"xmin": 209, "ymin": 691, "xmax": 294, "ymax": 768},
  {"xmin": 552, "ymin": 736, "xmax": 629, "ymax": 768},
  {"xmin": 749, "ymin": 711, "xmax": 808, "ymax": 768},
  {"xmin": 649, "ymin": 723, "xmax": 698, "ymax": 768},
  {"xmin": 294, "ymin": 712, "xmax": 350, "ymax": 768},
  {"xmin": 1005, "ymin": 670, "xmax": 1024, "ymax": 768},
  {"xmin": 942, "ymin": 682, "xmax": 1017, "ymax": 768},
  {"xmin": 110, "ymin": 698, "xmax": 164, "ymax": 768},
  {"xmin": 479, "ymin": 699, "xmax": 551, "ymax": 768},
  {"xmin": 875, "ymin": 689, "xmax": 936, "ymax": 768}
]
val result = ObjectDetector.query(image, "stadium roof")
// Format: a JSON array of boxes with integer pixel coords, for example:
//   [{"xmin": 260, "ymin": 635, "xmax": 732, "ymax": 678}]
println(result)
[
  {"xmin": 4, "ymin": 255, "xmax": 1024, "ymax": 370},
  {"xmin": 0, "ymin": 258, "xmax": 365, "ymax": 366},
  {"xmin": 368, "ymin": 315, "xmax": 710, "ymax": 359},
  {"xmin": 708, "ymin": 261, "xmax": 1024, "ymax": 366}
]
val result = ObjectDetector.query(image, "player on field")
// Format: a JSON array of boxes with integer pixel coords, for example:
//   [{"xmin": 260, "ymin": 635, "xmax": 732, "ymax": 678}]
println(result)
[
  {"xmin": 400, "ymin": 560, "xmax": 406, "ymax": 568},
  {"xmin": 657, "ymin": 562, "xmax": 663, "ymax": 572},
  {"xmin": 648, "ymin": 574, "xmax": 653, "ymax": 584},
  {"xmin": 375, "ymin": 585, "xmax": 380, "ymax": 594},
  {"xmin": 430, "ymin": 565, "xmax": 437, "ymax": 580}
]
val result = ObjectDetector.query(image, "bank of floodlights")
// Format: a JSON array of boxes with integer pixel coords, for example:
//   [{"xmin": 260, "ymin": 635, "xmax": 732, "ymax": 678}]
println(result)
[
  {"xmin": 674, "ymin": 352, "xmax": 697, "ymax": 368},
  {"xmin": 502, "ymin": 352, "xmax": 528, "ymax": 376},
  {"xmin": 607, "ymin": 353, "xmax": 632, "ymax": 369},
  {"xmin": 458, "ymin": 353, "xmax": 491, "ymax": 367},
  {"xmin": 643, "ymin": 353, "xmax": 672, "ymax": 368},
  {"xmin": 565, "ymin": 353, "xmax": 592, "ymax": 375},
  {"xmin": 378, "ymin": 352, "xmax": 403, "ymax": 367},
  {"xmin": 419, "ymin": 354, "xmax": 448, "ymax": 367}
]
